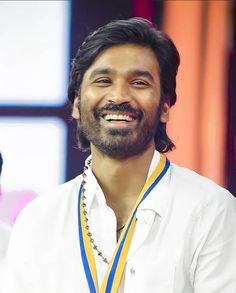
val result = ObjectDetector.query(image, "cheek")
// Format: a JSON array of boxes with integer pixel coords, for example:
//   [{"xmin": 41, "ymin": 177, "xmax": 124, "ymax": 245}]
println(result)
[
  {"xmin": 141, "ymin": 97, "xmax": 160, "ymax": 116},
  {"xmin": 136, "ymin": 88, "xmax": 160, "ymax": 107},
  {"xmin": 144, "ymin": 100, "xmax": 161, "ymax": 122},
  {"xmin": 80, "ymin": 91, "xmax": 96, "ymax": 111},
  {"xmin": 81, "ymin": 83, "xmax": 107, "ymax": 104},
  {"xmin": 79, "ymin": 96, "xmax": 98, "ymax": 123}
]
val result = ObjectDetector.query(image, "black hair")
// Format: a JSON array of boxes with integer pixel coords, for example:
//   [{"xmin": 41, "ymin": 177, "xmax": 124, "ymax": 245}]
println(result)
[
  {"xmin": 0, "ymin": 152, "xmax": 3, "ymax": 175},
  {"xmin": 68, "ymin": 17, "xmax": 180, "ymax": 152}
]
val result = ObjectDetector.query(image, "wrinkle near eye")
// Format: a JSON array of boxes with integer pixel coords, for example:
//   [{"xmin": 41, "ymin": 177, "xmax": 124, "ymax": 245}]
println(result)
[
  {"xmin": 92, "ymin": 77, "xmax": 112, "ymax": 86},
  {"xmin": 130, "ymin": 79, "xmax": 150, "ymax": 88},
  {"xmin": 94, "ymin": 78, "xmax": 111, "ymax": 83},
  {"xmin": 132, "ymin": 80, "xmax": 148, "ymax": 85}
]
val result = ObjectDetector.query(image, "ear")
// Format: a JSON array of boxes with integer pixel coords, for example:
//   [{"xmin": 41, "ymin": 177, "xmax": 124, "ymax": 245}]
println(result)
[
  {"xmin": 160, "ymin": 102, "xmax": 170, "ymax": 123},
  {"xmin": 72, "ymin": 96, "xmax": 80, "ymax": 119}
]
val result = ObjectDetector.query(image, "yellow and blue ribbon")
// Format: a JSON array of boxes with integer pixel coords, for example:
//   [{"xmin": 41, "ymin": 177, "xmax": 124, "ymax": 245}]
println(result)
[{"xmin": 78, "ymin": 153, "xmax": 170, "ymax": 292}]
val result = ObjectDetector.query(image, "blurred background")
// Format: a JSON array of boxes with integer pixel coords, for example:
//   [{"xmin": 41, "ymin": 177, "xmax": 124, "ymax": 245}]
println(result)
[{"xmin": 0, "ymin": 0, "xmax": 235, "ymax": 226}]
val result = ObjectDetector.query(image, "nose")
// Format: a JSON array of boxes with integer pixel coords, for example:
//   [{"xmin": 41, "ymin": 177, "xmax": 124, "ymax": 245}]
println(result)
[{"xmin": 106, "ymin": 82, "xmax": 132, "ymax": 104}]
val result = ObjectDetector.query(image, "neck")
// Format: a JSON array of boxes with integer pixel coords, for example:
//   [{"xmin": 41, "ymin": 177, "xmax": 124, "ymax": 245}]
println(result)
[{"xmin": 90, "ymin": 144, "xmax": 156, "ymax": 226}]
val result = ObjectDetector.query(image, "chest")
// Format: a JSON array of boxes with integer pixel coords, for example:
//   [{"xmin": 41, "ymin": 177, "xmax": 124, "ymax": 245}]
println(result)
[
  {"xmin": 93, "ymin": 207, "xmax": 193, "ymax": 292},
  {"xmin": 29, "ymin": 204, "xmax": 195, "ymax": 293}
]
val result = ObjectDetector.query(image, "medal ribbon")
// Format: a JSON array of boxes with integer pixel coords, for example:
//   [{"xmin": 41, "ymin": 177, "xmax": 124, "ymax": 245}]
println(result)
[{"xmin": 78, "ymin": 153, "xmax": 170, "ymax": 293}]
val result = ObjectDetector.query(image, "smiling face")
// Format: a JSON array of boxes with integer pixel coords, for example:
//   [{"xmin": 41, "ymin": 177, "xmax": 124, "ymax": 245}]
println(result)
[{"xmin": 72, "ymin": 43, "xmax": 169, "ymax": 159}]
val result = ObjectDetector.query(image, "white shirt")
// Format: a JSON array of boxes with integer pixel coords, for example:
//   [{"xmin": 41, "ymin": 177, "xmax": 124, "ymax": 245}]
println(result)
[
  {"xmin": 0, "ymin": 221, "xmax": 11, "ymax": 258},
  {"xmin": 3, "ymin": 151, "xmax": 236, "ymax": 292},
  {"xmin": 0, "ymin": 221, "xmax": 11, "ymax": 284},
  {"xmin": 0, "ymin": 220, "xmax": 11, "ymax": 270}
]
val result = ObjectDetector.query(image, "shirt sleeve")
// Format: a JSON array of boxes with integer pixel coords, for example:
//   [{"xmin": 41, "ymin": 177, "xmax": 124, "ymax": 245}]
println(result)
[{"xmin": 190, "ymin": 190, "xmax": 236, "ymax": 293}]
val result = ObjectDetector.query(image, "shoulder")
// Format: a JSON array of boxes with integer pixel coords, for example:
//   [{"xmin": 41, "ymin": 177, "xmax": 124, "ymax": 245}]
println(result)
[
  {"xmin": 18, "ymin": 175, "xmax": 82, "ymax": 219},
  {"xmin": 7, "ymin": 175, "xmax": 83, "ymax": 261},
  {"xmin": 169, "ymin": 163, "xmax": 236, "ymax": 214}
]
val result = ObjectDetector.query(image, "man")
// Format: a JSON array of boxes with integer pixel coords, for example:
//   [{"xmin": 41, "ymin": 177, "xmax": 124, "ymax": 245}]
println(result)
[{"xmin": 4, "ymin": 18, "xmax": 236, "ymax": 293}]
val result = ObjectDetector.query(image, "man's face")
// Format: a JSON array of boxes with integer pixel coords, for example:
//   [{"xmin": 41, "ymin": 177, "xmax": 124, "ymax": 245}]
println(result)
[{"xmin": 73, "ymin": 43, "xmax": 169, "ymax": 159}]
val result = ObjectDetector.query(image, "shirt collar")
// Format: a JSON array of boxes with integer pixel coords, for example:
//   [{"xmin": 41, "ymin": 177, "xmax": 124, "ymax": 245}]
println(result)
[
  {"xmin": 82, "ymin": 151, "xmax": 171, "ymax": 218},
  {"xmin": 137, "ymin": 151, "xmax": 171, "ymax": 218},
  {"xmin": 82, "ymin": 155, "xmax": 106, "ymax": 213}
]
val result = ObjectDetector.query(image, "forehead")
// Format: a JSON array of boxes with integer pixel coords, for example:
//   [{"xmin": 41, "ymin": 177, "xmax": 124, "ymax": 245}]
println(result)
[{"xmin": 84, "ymin": 43, "xmax": 160, "ymax": 77}]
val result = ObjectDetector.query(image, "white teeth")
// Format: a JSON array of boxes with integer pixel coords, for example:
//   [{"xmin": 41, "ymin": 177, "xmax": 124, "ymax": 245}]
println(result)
[{"xmin": 103, "ymin": 114, "xmax": 134, "ymax": 122}]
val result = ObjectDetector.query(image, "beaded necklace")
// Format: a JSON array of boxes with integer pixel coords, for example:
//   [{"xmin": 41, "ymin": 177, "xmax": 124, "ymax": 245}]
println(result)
[{"xmin": 81, "ymin": 158, "xmax": 125, "ymax": 264}]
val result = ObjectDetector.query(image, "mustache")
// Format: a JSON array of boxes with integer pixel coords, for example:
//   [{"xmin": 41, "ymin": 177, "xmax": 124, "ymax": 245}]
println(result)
[{"xmin": 94, "ymin": 103, "xmax": 143, "ymax": 120}]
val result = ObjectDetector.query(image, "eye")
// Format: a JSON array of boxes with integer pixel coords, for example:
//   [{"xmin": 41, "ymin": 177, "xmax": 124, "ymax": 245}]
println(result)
[
  {"xmin": 131, "ymin": 79, "xmax": 149, "ymax": 87},
  {"xmin": 93, "ymin": 77, "xmax": 112, "ymax": 85}
]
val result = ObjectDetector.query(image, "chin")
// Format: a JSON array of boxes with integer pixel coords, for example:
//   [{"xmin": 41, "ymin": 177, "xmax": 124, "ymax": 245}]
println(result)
[{"xmin": 94, "ymin": 139, "xmax": 152, "ymax": 160}]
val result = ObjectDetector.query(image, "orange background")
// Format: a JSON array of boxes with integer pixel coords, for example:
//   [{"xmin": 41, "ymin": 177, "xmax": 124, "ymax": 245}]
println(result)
[{"xmin": 162, "ymin": 0, "xmax": 231, "ymax": 187}]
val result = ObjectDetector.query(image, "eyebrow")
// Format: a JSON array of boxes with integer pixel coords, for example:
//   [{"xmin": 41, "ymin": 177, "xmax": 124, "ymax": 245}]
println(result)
[
  {"xmin": 131, "ymin": 69, "xmax": 154, "ymax": 82},
  {"xmin": 89, "ymin": 68, "xmax": 113, "ymax": 80}
]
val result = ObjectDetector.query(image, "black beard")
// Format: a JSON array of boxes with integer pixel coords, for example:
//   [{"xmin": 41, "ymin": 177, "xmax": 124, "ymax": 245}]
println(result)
[
  {"xmin": 94, "ymin": 133, "xmax": 155, "ymax": 160},
  {"xmin": 77, "ymin": 103, "xmax": 160, "ymax": 159},
  {"xmin": 79, "ymin": 125, "xmax": 156, "ymax": 159}
]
